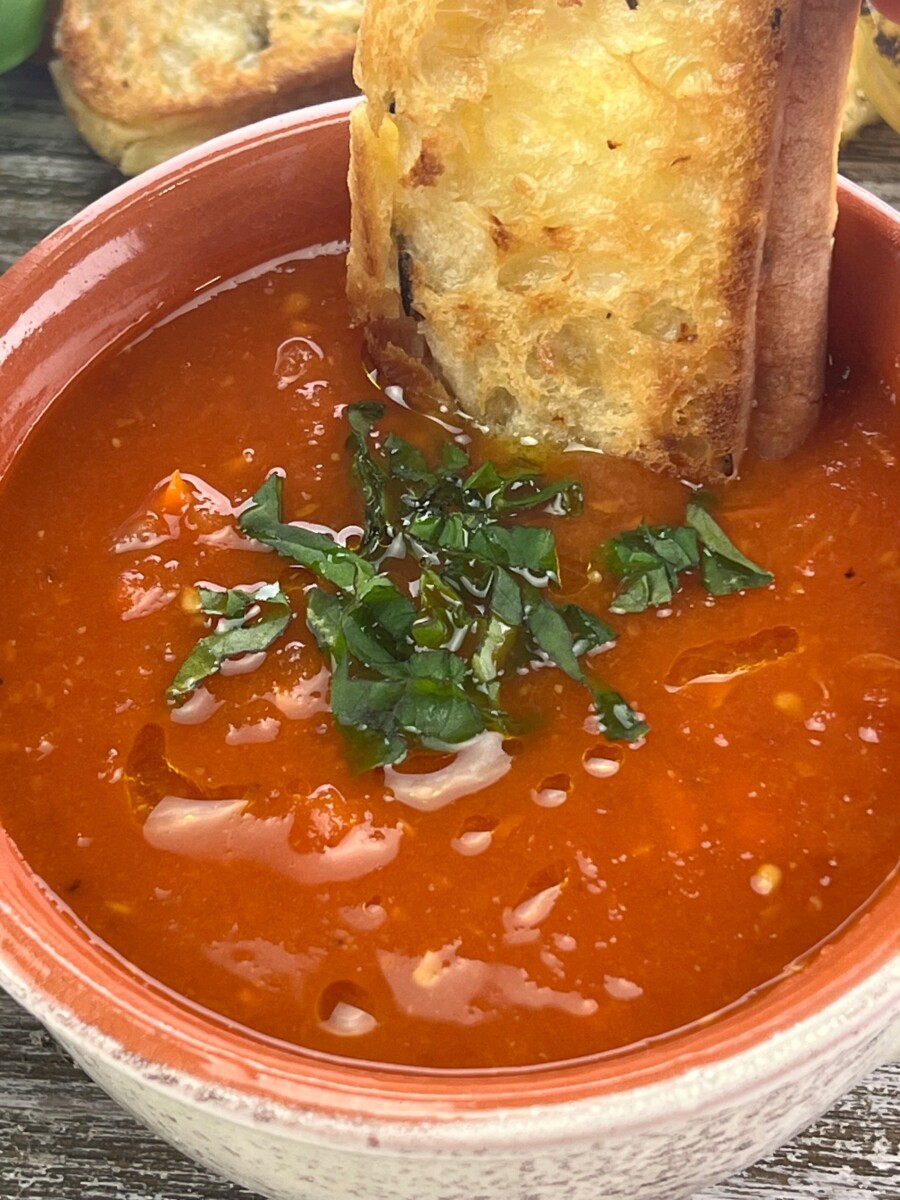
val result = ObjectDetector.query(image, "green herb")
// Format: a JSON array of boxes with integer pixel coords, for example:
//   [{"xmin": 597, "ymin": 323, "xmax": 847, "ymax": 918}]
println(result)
[
  {"xmin": 471, "ymin": 611, "xmax": 517, "ymax": 704},
  {"xmin": 347, "ymin": 402, "xmax": 395, "ymax": 554},
  {"xmin": 227, "ymin": 404, "xmax": 645, "ymax": 765},
  {"xmin": 461, "ymin": 460, "xmax": 584, "ymax": 516},
  {"xmin": 607, "ymin": 523, "xmax": 699, "ymax": 613},
  {"xmin": 607, "ymin": 504, "xmax": 772, "ymax": 613},
  {"xmin": 240, "ymin": 473, "xmax": 374, "ymax": 592},
  {"xmin": 685, "ymin": 502, "xmax": 774, "ymax": 596},
  {"xmin": 305, "ymin": 576, "xmax": 417, "ymax": 671},
  {"xmin": 385, "ymin": 430, "xmax": 435, "ymax": 481},
  {"xmin": 166, "ymin": 400, "xmax": 783, "ymax": 772},
  {"xmin": 406, "ymin": 511, "xmax": 561, "ymax": 582},
  {"xmin": 305, "ymin": 575, "xmax": 499, "ymax": 770},
  {"xmin": 328, "ymin": 650, "xmax": 492, "ymax": 773},
  {"xmin": 167, "ymin": 583, "xmax": 291, "ymax": 704},
  {"xmin": 522, "ymin": 585, "xmax": 646, "ymax": 741},
  {"xmin": 412, "ymin": 569, "xmax": 471, "ymax": 649},
  {"xmin": 560, "ymin": 604, "xmax": 618, "ymax": 658}
]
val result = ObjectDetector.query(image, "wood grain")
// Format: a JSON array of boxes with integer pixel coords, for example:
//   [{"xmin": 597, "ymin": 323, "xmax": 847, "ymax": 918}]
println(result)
[
  {"xmin": 1, "ymin": 60, "xmax": 900, "ymax": 1200},
  {"xmin": 2, "ymin": 989, "xmax": 899, "ymax": 1200},
  {"xmin": 0, "ymin": 64, "xmax": 120, "ymax": 274}
]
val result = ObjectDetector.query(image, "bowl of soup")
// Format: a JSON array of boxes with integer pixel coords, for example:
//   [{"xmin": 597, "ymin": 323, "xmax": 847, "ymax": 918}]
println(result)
[{"xmin": 0, "ymin": 98, "xmax": 899, "ymax": 1200}]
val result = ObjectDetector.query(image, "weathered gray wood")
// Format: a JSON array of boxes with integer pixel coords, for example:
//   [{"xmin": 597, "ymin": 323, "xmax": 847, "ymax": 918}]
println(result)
[
  {"xmin": 0, "ymin": 63, "xmax": 121, "ymax": 274},
  {"xmin": 1, "ymin": 58, "xmax": 900, "ymax": 1200},
  {"xmin": 840, "ymin": 118, "xmax": 900, "ymax": 210},
  {"xmin": 2, "ymin": 990, "xmax": 899, "ymax": 1200}
]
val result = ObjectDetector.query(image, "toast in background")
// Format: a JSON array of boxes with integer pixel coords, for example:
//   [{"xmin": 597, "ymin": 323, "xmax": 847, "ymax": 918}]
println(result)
[
  {"xmin": 348, "ymin": 0, "xmax": 857, "ymax": 480},
  {"xmin": 842, "ymin": 10, "xmax": 880, "ymax": 144},
  {"xmin": 51, "ymin": 0, "xmax": 362, "ymax": 175}
]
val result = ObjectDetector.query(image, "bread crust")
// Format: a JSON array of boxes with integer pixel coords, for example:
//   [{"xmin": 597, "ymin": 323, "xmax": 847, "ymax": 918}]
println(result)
[
  {"xmin": 750, "ymin": 0, "xmax": 858, "ymax": 459},
  {"xmin": 348, "ymin": 0, "xmax": 854, "ymax": 480},
  {"xmin": 52, "ymin": 0, "xmax": 360, "ymax": 174},
  {"xmin": 51, "ymin": 57, "xmax": 354, "ymax": 176}
]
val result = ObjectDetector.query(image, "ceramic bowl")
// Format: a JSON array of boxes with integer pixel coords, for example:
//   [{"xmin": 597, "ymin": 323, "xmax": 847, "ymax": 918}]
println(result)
[{"xmin": 1, "ymin": 99, "xmax": 899, "ymax": 1200}]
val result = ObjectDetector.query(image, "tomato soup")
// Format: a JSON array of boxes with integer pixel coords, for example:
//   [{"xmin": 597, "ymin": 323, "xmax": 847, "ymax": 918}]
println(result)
[{"xmin": 1, "ymin": 247, "xmax": 899, "ymax": 1070}]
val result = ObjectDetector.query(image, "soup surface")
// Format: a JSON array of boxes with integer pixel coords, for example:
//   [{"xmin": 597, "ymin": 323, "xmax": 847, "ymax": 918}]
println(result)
[{"xmin": 1, "ymin": 248, "xmax": 900, "ymax": 1069}]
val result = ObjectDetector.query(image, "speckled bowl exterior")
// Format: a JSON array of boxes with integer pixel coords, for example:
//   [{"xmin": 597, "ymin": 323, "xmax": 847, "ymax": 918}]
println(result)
[{"xmin": 1, "ymin": 101, "xmax": 899, "ymax": 1200}]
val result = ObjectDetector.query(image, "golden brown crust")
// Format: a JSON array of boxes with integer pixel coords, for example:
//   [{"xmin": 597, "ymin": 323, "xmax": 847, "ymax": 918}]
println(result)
[
  {"xmin": 51, "ymin": 57, "xmax": 354, "ymax": 176},
  {"xmin": 348, "ymin": 0, "xmax": 854, "ymax": 481},
  {"xmin": 52, "ymin": 0, "xmax": 360, "ymax": 174},
  {"xmin": 750, "ymin": 0, "xmax": 858, "ymax": 459}
]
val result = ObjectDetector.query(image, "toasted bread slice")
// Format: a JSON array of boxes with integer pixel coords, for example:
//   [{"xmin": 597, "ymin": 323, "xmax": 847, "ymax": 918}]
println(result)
[
  {"xmin": 841, "ymin": 14, "xmax": 880, "ymax": 145},
  {"xmin": 51, "ymin": 0, "xmax": 362, "ymax": 175},
  {"xmin": 348, "ymin": 0, "xmax": 856, "ymax": 480}
]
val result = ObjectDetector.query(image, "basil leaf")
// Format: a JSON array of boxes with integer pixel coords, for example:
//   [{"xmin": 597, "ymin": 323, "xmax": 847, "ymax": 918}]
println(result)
[
  {"xmin": 412, "ymin": 569, "xmax": 471, "ymax": 649},
  {"xmin": 329, "ymin": 658, "xmax": 408, "ymax": 771},
  {"xmin": 167, "ymin": 583, "xmax": 291, "ymax": 704},
  {"xmin": 686, "ymin": 502, "xmax": 774, "ymax": 595},
  {"xmin": 523, "ymin": 586, "xmax": 644, "ymax": 740},
  {"xmin": 607, "ymin": 502, "xmax": 773, "ymax": 620},
  {"xmin": 329, "ymin": 658, "xmax": 406, "ymax": 728},
  {"xmin": 524, "ymin": 589, "xmax": 584, "ymax": 681},
  {"xmin": 439, "ymin": 441, "xmax": 470, "ymax": 475},
  {"xmin": 491, "ymin": 567, "xmax": 525, "ymax": 626},
  {"xmin": 608, "ymin": 521, "xmax": 699, "ymax": 613},
  {"xmin": 304, "ymin": 587, "xmax": 347, "ymax": 657},
  {"xmin": 306, "ymin": 578, "xmax": 415, "ymax": 670},
  {"xmin": 471, "ymin": 524, "xmax": 560, "ymax": 580},
  {"xmin": 462, "ymin": 462, "xmax": 582, "ymax": 517},
  {"xmin": 609, "ymin": 564, "xmax": 677, "ymax": 613},
  {"xmin": 685, "ymin": 503, "xmax": 769, "ymax": 572},
  {"xmin": 347, "ymin": 401, "xmax": 386, "ymax": 438},
  {"xmin": 395, "ymin": 650, "xmax": 486, "ymax": 744},
  {"xmin": 384, "ymin": 432, "xmax": 431, "ymax": 481},
  {"xmin": 328, "ymin": 648, "xmax": 489, "ymax": 770},
  {"xmin": 347, "ymin": 402, "xmax": 395, "ymax": 553},
  {"xmin": 239, "ymin": 474, "xmax": 374, "ymax": 593},
  {"xmin": 608, "ymin": 529, "xmax": 659, "ymax": 574},
  {"xmin": 472, "ymin": 613, "xmax": 517, "ymax": 702},
  {"xmin": 510, "ymin": 477, "xmax": 583, "ymax": 517},
  {"xmin": 463, "ymin": 461, "xmax": 531, "ymax": 494},
  {"xmin": 341, "ymin": 722, "xmax": 409, "ymax": 774},
  {"xmin": 644, "ymin": 524, "xmax": 699, "ymax": 571},
  {"xmin": 492, "ymin": 477, "xmax": 583, "ymax": 517},
  {"xmin": 589, "ymin": 684, "xmax": 649, "ymax": 742},
  {"xmin": 354, "ymin": 575, "xmax": 417, "ymax": 655},
  {"xmin": 405, "ymin": 511, "xmax": 559, "ymax": 580},
  {"xmin": 195, "ymin": 583, "xmax": 285, "ymax": 620},
  {"xmin": 561, "ymin": 604, "xmax": 617, "ymax": 656}
]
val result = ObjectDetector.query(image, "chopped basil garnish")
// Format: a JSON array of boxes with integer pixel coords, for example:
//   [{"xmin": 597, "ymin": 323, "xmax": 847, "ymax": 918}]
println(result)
[
  {"xmin": 607, "ymin": 523, "xmax": 700, "ymax": 613},
  {"xmin": 226, "ymin": 403, "xmax": 644, "ymax": 766},
  {"xmin": 166, "ymin": 406, "xmax": 774, "ymax": 771},
  {"xmin": 685, "ymin": 502, "xmax": 775, "ymax": 596},
  {"xmin": 347, "ymin": 402, "xmax": 395, "ymax": 554},
  {"xmin": 607, "ymin": 504, "xmax": 773, "ymax": 613},
  {"xmin": 240, "ymin": 473, "xmax": 373, "ymax": 592},
  {"xmin": 167, "ymin": 583, "xmax": 291, "ymax": 704}
]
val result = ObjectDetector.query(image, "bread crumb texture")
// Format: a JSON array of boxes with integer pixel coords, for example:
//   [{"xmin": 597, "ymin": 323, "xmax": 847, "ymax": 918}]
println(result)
[
  {"xmin": 348, "ymin": 0, "xmax": 797, "ymax": 479},
  {"xmin": 53, "ymin": 0, "xmax": 362, "ymax": 172}
]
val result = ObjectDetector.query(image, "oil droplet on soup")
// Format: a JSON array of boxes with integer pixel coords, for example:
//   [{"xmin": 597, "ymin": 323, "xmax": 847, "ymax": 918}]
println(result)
[{"xmin": 1, "ymin": 250, "xmax": 900, "ymax": 1069}]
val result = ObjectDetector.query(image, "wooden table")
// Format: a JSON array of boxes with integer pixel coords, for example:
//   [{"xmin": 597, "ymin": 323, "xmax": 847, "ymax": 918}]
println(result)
[{"xmin": 1, "ymin": 61, "xmax": 899, "ymax": 1200}]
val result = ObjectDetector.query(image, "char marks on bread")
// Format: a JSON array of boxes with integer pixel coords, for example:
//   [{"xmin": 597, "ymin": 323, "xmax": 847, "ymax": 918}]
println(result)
[{"xmin": 347, "ymin": 0, "xmax": 858, "ymax": 481}]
